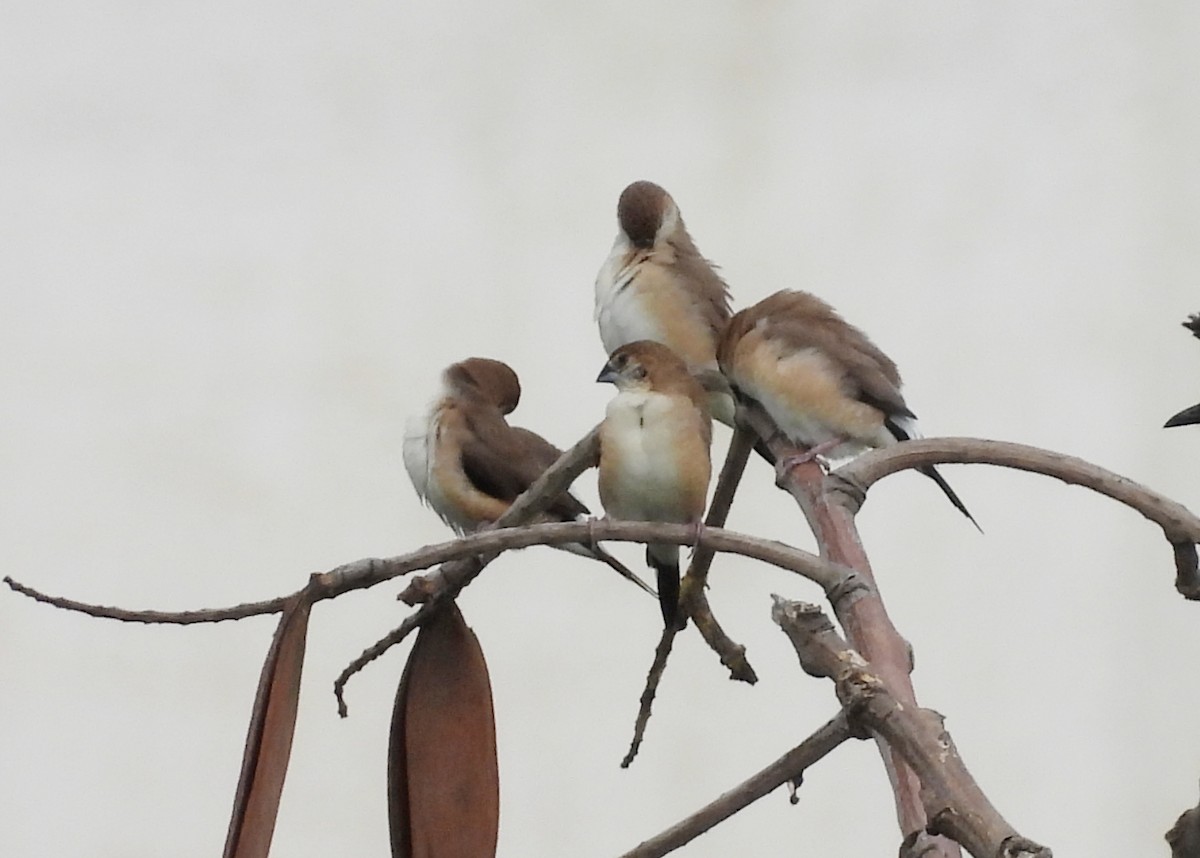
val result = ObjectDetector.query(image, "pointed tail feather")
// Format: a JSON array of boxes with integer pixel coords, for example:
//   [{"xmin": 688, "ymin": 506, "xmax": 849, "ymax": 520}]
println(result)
[
  {"xmin": 557, "ymin": 542, "xmax": 656, "ymax": 597},
  {"xmin": 593, "ymin": 545, "xmax": 657, "ymax": 597},
  {"xmin": 919, "ymin": 465, "xmax": 982, "ymax": 533}
]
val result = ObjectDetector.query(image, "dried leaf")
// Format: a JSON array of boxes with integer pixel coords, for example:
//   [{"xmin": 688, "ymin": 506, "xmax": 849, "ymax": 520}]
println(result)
[
  {"xmin": 389, "ymin": 602, "xmax": 498, "ymax": 858},
  {"xmin": 223, "ymin": 597, "xmax": 311, "ymax": 858}
]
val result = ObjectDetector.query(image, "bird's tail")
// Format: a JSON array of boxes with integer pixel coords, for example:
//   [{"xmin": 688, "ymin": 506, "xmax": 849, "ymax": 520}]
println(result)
[
  {"xmin": 646, "ymin": 545, "xmax": 683, "ymax": 630},
  {"xmin": 559, "ymin": 541, "xmax": 657, "ymax": 597},
  {"xmin": 885, "ymin": 416, "xmax": 981, "ymax": 532},
  {"xmin": 919, "ymin": 465, "xmax": 982, "ymax": 533}
]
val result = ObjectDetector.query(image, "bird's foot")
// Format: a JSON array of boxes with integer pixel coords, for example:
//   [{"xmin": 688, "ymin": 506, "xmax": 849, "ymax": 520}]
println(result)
[
  {"xmin": 586, "ymin": 515, "xmax": 609, "ymax": 553},
  {"xmin": 774, "ymin": 440, "xmax": 840, "ymax": 484}
]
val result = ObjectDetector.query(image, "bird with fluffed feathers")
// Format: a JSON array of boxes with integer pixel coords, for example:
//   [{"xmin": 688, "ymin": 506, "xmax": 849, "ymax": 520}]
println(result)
[
  {"xmin": 594, "ymin": 180, "xmax": 735, "ymax": 425},
  {"xmin": 718, "ymin": 289, "xmax": 979, "ymax": 530},
  {"xmin": 403, "ymin": 356, "xmax": 655, "ymax": 596}
]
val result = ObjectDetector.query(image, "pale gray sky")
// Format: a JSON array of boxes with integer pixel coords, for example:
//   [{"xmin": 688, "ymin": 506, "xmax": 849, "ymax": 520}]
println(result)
[{"xmin": 4, "ymin": 3, "xmax": 1200, "ymax": 856}]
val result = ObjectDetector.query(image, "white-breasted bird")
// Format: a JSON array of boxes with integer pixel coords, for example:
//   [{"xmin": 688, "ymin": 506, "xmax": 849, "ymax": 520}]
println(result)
[
  {"xmin": 594, "ymin": 180, "xmax": 734, "ymax": 424},
  {"xmin": 596, "ymin": 341, "xmax": 714, "ymax": 627}
]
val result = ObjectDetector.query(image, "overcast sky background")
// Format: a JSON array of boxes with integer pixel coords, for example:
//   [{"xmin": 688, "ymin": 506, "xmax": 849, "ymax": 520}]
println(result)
[{"xmin": 4, "ymin": 3, "xmax": 1200, "ymax": 856}]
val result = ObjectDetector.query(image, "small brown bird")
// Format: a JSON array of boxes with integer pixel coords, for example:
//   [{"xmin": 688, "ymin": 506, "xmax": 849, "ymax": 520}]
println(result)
[
  {"xmin": 718, "ymin": 290, "xmax": 978, "ymax": 529},
  {"xmin": 597, "ymin": 341, "xmax": 713, "ymax": 627},
  {"xmin": 1165, "ymin": 313, "xmax": 1200, "ymax": 428},
  {"xmin": 403, "ymin": 357, "xmax": 653, "ymax": 595},
  {"xmin": 594, "ymin": 180, "xmax": 735, "ymax": 424}
]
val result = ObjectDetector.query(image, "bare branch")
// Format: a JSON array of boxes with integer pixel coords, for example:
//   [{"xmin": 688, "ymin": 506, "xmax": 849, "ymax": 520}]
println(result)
[
  {"xmin": 6, "ymin": 424, "xmax": 857, "ymax": 731},
  {"xmin": 338, "ymin": 427, "xmax": 625, "ymax": 716},
  {"xmin": 772, "ymin": 598, "xmax": 1052, "ymax": 858},
  {"xmin": 831, "ymin": 437, "xmax": 1200, "ymax": 598},
  {"xmin": 2, "ymin": 575, "xmax": 292, "ymax": 624},
  {"xmin": 368, "ymin": 520, "xmax": 851, "ymax": 601},
  {"xmin": 620, "ymin": 625, "xmax": 679, "ymax": 769},
  {"xmin": 681, "ymin": 424, "xmax": 759, "ymax": 683},
  {"xmin": 737, "ymin": 402, "xmax": 949, "ymax": 850},
  {"xmin": 335, "ymin": 519, "xmax": 849, "ymax": 715},
  {"xmin": 618, "ymin": 712, "xmax": 855, "ymax": 858},
  {"xmin": 684, "ymin": 424, "xmax": 755, "ymax": 589},
  {"xmin": 7, "ymin": 522, "xmax": 852, "ymax": 625},
  {"xmin": 508, "ymin": 427, "xmax": 602, "ymax": 521},
  {"xmin": 333, "ymin": 611, "xmax": 426, "ymax": 718}
]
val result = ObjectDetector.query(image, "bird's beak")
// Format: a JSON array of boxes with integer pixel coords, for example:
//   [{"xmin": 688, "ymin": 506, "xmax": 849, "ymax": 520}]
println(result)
[
  {"xmin": 596, "ymin": 362, "xmax": 619, "ymax": 385},
  {"xmin": 1166, "ymin": 403, "xmax": 1200, "ymax": 428}
]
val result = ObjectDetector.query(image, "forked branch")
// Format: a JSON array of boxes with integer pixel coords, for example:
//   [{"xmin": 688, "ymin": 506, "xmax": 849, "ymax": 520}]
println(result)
[
  {"xmin": 738, "ymin": 402, "xmax": 951, "ymax": 851},
  {"xmin": 772, "ymin": 598, "xmax": 1052, "ymax": 858}
]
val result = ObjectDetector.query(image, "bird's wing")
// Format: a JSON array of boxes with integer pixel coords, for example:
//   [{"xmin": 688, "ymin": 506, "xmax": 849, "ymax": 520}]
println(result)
[
  {"xmin": 758, "ymin": 291, "xmax": 915, "ymax": 420},
  {"xmin": 672, "ymin": 250, "xmax": 733, "ymax": 337},
  {"xmin": 459, "ymin": 417, "xmax": 589, "ymax": 520}
]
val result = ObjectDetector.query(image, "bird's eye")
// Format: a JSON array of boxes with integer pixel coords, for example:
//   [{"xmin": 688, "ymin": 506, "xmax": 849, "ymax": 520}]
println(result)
[{"xmin": 631, "ymin": 364, "xmax": 647, "ymax": 380}]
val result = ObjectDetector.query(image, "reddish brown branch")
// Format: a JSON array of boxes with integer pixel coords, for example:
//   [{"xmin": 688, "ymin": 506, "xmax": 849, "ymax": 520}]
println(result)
[
  {"xmin": 738, "ymin": 403, "xmax": 945, "ymax": 850},
  {"xmin": 619, "ymin": 712, "xmax": 855, "ymax": 858},
  {"xmin": 772, "ymin": 598, "xmax": 1051, "ymax": 858}
]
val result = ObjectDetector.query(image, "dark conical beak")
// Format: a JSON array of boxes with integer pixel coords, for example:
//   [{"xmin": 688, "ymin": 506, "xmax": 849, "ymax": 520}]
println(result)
[
  {"xmin": 596, "ymin": 362, "xmax": 619, "ymax": 385},
  {"xmin": 1165, "ymin": 403, "xmax": 1200, "ymax": 428}
]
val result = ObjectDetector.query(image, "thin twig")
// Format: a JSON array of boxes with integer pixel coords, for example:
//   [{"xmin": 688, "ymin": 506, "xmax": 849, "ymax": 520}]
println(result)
[
  {"xmin": 342, "ymin": 511, "xmax": 849, "ymax": 716},
  {"xmin": 394, "ymin": 428, "xmax": 604, "ymax": 606},
  {"xmin": 353, "ymin": 520, "xmax": 849, "ymax": 714},
  {"xmin": 2, "ymin": 575, "xmax": 292, "ymax": 624},
  {"xmin": 618, "ymin": 712, "xmax": 855, "ymax": 858},
  {"xmin": 621, "ymin": 626, "xmax": 679, "ymax": 768},
  {"xmin": 332, "ymin": 611, "xmax": 426, "ymax": 718},
  {"xmin": 334, "ymin": 431, "xmax": 610, "ymax": 712},
  {"xmin": 685, "ymin": 423, "xmax": 755, "ymax": 589},
  {"xmin": 681, "ymin": 424, "xmax": 759, "ymax": 682}
]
